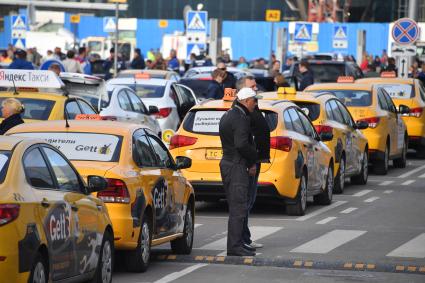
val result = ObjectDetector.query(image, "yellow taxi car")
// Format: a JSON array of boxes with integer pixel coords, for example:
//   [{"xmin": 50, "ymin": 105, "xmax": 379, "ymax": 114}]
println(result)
[
  {"xmin": 0, "ymin": 69, "xmax": 98, "ymax": 123},
  {"xmin": 0, "ymin": 136, "xmax": 113, "ymax": 283},
  {"xmin": 8, "ymin": 119, "xmax": 195, "ymax": 272},
  {"xmin": 306, "ymin": 77, "xmax": 409, "ymax": 175},
  {"xmin": 261, "ymin": 88, "xmax": 369, "ymax": 193},
  {"xmin": 169, "ymin": 95, "xmax": 334, "ymax": 216},
  {"xmin": 356, "ymin": 73, "xmax": 425, "ymax": 156}
]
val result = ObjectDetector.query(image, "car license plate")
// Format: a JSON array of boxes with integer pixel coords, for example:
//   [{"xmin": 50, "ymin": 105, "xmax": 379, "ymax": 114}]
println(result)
[{"xmin": 205, "ymin": 149, "xmax": 223, "ymax": 160}]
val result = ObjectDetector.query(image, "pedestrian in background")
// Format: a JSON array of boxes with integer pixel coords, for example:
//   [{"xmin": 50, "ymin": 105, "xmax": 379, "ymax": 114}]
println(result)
[
  {"xmin": 365, "ymin": 64, "xmax": 379, "ymax": 78},
  {"xmin": 217, "ymin": 61, "xmax": 236, "ymax": 89},
  {"xmin": 151, "ymin": 52, "xmax": 166, "ymax": 70},
  {"xmin": 236, "ymin": 77, "xmax": 270, "ymax": 251},
  {"xmin": 167, "ymin": 49, "xmax": 180, "ymax": 72},
  {"xmin": 298, "ymin": 60, "xmax": 314, "ymax": 91},
  {"xmin": 237, "ymin": 57, "xmax": 248, "ymax": 69},
  {"xmin": 0, "ymin": 98, "xmax": 24, "ymax": 135},
  {"xmin": 76, "ymin": 47, "xmax": 92, "ymax": 75},
  {"xmin": 131, "ymin": 48, "xmax": 146, "ymax": 70},
  {"xmin": 62, "ymin": 50, "xmax": 83, "ymax": 73},
  {"xmin": 206, "ymin": 68, "xmax": 227, "ymax": 99},
  {"xmin": 219, "ymin": 87, "xmax": 262, "ymax": 257},
  {"xmin": 274, "ymin": 74, "xmax": 290, "ymax": 88},
  {"xmin": 8, "ymin": 49, "xmax": 34, "ymax": 70},
  {"xmin": 382, "ymin": 57, "xmax": 398, "ymax": 76}
]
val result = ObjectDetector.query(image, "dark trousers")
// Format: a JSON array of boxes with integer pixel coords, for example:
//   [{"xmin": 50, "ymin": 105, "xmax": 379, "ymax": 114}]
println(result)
[
  {"xmin": 242, "ymin": 163, "xmax": 261, "ymax": 245},
  {"xmin": 220, "ymin": 159, "xmax": 249, "ymax": 252}
]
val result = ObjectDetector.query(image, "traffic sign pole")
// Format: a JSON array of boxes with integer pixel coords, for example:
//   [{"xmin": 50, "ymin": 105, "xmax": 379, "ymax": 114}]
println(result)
[
  {"xmin": 269, "ymin": 22, "xmax": 274, "ymax": 71},
  {"xmin": 114, "ymin": 1, "xmax": 118, "ymax": 78}
]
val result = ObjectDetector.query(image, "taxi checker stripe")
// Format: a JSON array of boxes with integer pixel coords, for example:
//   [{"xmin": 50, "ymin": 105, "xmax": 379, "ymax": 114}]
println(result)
[{"xmin": 393, "ymin": 22, "xmax": 416, "ymax": 42}]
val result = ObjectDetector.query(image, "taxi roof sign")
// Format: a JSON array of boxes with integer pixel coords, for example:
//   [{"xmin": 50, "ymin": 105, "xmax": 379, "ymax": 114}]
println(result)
[
  {"xmin": 75, "ymin": 114, "xmax": 103, "ymax": 120},
  {"xmin": 337, "ymin": 76, "xmax": 355, "ymax": 83},
  {"xmin": 277, "ymin": 87, "xmax": 297, "ymax": 95},
  {"xmin": 380, "ymin": 71, "xmax": 397, "ymax": 78},
  {"xmin": 223, "ymin": 88, "xmax": 237, "ymax": 101},
  {"xmin": 135, "ymin": 73, "xmax": 151, "ymax": 79},
  {"xmin": 0, "ymin": 70, "xmax": 64, "ymax": 89}
]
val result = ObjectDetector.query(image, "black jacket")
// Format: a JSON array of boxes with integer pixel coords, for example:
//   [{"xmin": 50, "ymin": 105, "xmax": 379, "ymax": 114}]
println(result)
[
  {"xmin": 299, "ymin": 70, "xmax": 314, "ymax": 91},
  {"xmin": 250, "ymin": 107, "xmax": 270, "ymax": 162},
  {"xmin": 0, "ymin": 113, "xmax": 24, "ymax": 135},
  {"xmin": 206, "ymin": 80, "xmax": 224, "ymax": 100},
  {"xmin": 223, "ymin": 71, "xmax": 236, "ymax": 89},
  {"xmin": 219, "ymin": 101, "xmax": 257, "ymax": 167},
  {"xmin": 131, "ymin": 56, "xmax": 146, "ymax": 69}
]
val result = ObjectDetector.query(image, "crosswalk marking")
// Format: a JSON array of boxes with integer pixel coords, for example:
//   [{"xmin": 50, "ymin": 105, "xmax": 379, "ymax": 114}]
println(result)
[
  {"xmin": 386, "ymin": 233, "xmax": 425, "ymax": 258},
  {"xmin": 401, "ymin": 180, "xmax": 415, "ymax": 186},
  {"xmin": 397, "ymin": 164, "xmax": 425, "ymax": 178},
  {"xmin": 290, "ymin": 230, "xmax": 366, "ymax": 254},
  {"xmin": 352, "ymin": 190, "xmax": 372, "ymax": 197},
  {"xmin": 383, "ymin": 190, "xmax": 393, "ymax": 194},
  {"xmin": 419, "ymin": 173, "xmax": 425, "ymax": 178},
  {"xmin": 340, "ymin": 207, "xmax": 357, "ymax": 214},
  {"xmin": 364, "ymin": 196, "xmax": 380, "ymax": 203},
  {"xmin": 194, "ymin": 224, "xmax": 203, "ymax": 229},
  {"xmin": 198, "ymin": 226, "xmax": 282, "ymax": 251},
  {"xmin": 316, "ymin": 217, "xmax": 337, "ymax": 224},
  {"xmin": 296, "ymin": 201, "xmax": 347, "ymax": 221},
  {"xmin": 379, "ymin": 181, "xmax": 394, "ymax": 186}
]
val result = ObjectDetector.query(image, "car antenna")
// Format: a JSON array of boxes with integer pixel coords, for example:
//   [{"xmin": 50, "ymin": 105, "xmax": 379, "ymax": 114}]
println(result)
[
  {"xmin": 64, "ymin": 111, "xmax": 70, "ymax": 128},
  {"xmin": 11, "ymin": 76, "xmax": 19, "ymax": 95}
]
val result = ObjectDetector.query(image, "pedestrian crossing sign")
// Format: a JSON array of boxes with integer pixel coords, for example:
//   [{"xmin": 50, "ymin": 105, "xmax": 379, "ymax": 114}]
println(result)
[
  {"xmin": 12, "ymin": 38, "xmax": 26, "ymax": 49},
  {"xmin": 294, "ymin": 23, "xmax": 312, "ymax": 42},
  {"xmin": 103, "ymin": 17, "xmax": 117, "ymax": 33},
  {"xmin": 186, "ymin": 11, "xmax": 208, "ymax": 33},
  {"xmin": 11, "ymin": 15, "xmax": 26, "ymax": 30},
  {"xmin": 186, "ymin": 43, "xmax": 205, "ymax": 60},
  {"xmin": 333, "ymin": 25, "xmax": 348, "ymax": 40}
]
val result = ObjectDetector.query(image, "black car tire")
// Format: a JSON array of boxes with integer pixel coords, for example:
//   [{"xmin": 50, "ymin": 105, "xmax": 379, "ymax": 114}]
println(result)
[
  {"xmin": 171, "ymin": 202, "xmax": 194, "ymax": 254},
  {"xmin": 286, "ymin": 172, "xmax": 307, "ymax": 216},
  {"xmin": 126, "ymin": 214, "xmax": 152, "ymax": 272}
]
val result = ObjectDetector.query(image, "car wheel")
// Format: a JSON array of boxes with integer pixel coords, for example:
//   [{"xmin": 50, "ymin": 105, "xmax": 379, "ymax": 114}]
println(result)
[
  {"xmin": 126, "ymin": 214, "xmax": 151, "ymax": 272},
  {"xmin": 314, "ymin": 165, "xmax": 333, "ymax": 205},
  {"xmin": 286, "ymin": 172, "xmax": 307, "ymax": 216},
  {"xmin": 351, "ymin": 149, "xmax": 368, "ymax": 185},
  {"xmin": 393, "ymin": 139, "xmax": 407, "ymax": 168},
  {"xmin": 91, "ymin": 232, "xmax": 113, "ymax": 283},
  {"xmin": 333, "ymin": 157, "xmax": 345, "ymax": 194},
  {"xmin": 29, "ymin": 252, "xmax": 48, "ymax": 283},
  {"xmin": 374, "ymin": 142, "xmax": 389, "ymax": 175},
  {"xmin": 171, "ymin": 202, "xmax": 194, "ymax": 254}
]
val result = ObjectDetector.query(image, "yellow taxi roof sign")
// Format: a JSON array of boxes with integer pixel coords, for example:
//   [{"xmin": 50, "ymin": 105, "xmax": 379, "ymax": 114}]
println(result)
[
  {"xmin": 337, "ymin": 76, "xmax": 355, "ymax": 83},
  {"xmin": 0, "ymin": 70, "xmax": 64, "ymax": 89},
  {"xmin": 277, "ymin": 87, "xmax": 296, "ymax": 95},
  {"xmin": 380, "ymin": 71, "xmax": 396, "ymax": 78},
  {"xmin": 223, "ymin": 88, "xmax": 237, "ymax": 101},
  {"xmin": 75, "ymin": 114, "xmax": 103, "ymax": 120},
  {"xmin": 135, "ymin": 73, "xmax": 151, "ymax": 79}
]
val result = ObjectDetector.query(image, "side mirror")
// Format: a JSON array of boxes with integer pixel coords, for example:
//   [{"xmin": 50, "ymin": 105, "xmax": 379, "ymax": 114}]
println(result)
[
  {"xmin": 175, "ymin": 156, "xmax": 192, "ymax": 170},
  {"xmin": 398, "ymin": 104, "xmax": 410, "ymax": 115},
  {"xmin": 87, "ymin": 175, "xmax": 108, "ymax": 193},
  {"xmin": 320, "ymin": 132, "xmax": 333, "ymax": 142},
  {"xmin": 149, "ymin": 105, "xmax": 159, "ymax": 114},
  {"xmin": 355, "ymin": 120, "xmax": 369, "ymax": 130}
]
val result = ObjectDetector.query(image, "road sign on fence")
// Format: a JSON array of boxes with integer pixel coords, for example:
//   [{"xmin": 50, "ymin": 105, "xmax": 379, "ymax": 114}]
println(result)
[
  {"xmin": 186, "ymin": 11, "xmax": 208, "ymax": 33},
  {"xmin": 11, "ymin": 15, "xmax": 27, "ymax": 49},
  {"xmin": 103, "ymin": 17, "xmax": 117, "ymax": 33},
  {"xmin": 294, "ymin": 23, "xmax": 312, "ymax": 42}
]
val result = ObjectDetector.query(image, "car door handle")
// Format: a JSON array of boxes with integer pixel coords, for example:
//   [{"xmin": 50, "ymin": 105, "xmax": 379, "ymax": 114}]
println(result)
[
  {"xmin": 70, "ymin": 203, "xmax": 79, "ymax": 212},
  {"xmin": 41, "ymin": 199, "xmax": 50, "ymax": 208},
  {"xmin": 303, "ymin": 144, "xmax": 307, "ymax": 148},
  {"xmin": 96, "ymin": 205, "xmax": 103, "ymax": 211}
]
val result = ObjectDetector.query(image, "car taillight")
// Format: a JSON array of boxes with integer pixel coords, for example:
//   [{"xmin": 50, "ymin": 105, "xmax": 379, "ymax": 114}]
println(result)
[
  {"xmin": 97, "ymin": 179, "xmax": 130, "ymax": 203},
  {"xmin": 169, "ymin": 135, "xmax": 198, "ymax": 150},
  {"xmin": 314, "ymin": 125, "xmax": 333, "ymax": 134},
  {"xmin": 270, "ymin": 136, "xmax": 292, "ymax": 152},
  {"xmin": 409, "ymin": 107, "xmax": 423, "ymax": 118},
  {"xmin": 358, "ymin": 117, "xmax": 380, "ymax": 129},
  {"xmin": 100, "ymin": 116, "xmax": 118, "ymax": 121},
  {"xmin": 0, "ymin": 204, "xmax": 20, "ymax": 226},
  {"xmin": 154, "ymin": 108, "xmax": 172, "ymax": 118}
]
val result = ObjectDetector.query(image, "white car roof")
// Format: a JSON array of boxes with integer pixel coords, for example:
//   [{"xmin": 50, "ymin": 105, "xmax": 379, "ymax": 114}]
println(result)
[{"xmin": 107, "ymin": 77, "xmax": 169, "ymax": 87}]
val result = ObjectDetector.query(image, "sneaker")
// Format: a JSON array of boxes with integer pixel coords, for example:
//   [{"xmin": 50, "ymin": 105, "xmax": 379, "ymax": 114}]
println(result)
[
  {"xmin": 250, "ymin": 241, "xmax": 263, "ymax": 248},
  {"xmin": 227, "ymin": 248, "xmax": 256, "ymax": 257},
  {"xmin": 242, "ymin": 243, "xmax": 256, "ymax": 252}
]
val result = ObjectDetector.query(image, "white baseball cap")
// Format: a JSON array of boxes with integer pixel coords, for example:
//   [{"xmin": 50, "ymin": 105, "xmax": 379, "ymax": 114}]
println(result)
[{"xmin": 236, "ymin": 87, "xmax": 263, "ymax": 100}]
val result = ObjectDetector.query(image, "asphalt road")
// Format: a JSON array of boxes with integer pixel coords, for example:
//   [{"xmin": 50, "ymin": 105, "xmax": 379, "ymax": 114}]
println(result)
[{"xmin": 114, "ymin": 153, "xmax": 425, "ymax": 282}]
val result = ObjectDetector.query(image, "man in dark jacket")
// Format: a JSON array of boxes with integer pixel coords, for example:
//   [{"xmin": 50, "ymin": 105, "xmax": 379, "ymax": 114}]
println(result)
[
  {"xmin": 131, "ymin": 48, "xmax": 146, "ymax": 70},
  {"xmin": 235, "ymin": 76, "xmax": 270, "ymax": 250},
  {"xmin": 206, "ymin": 68, "xmax": 227, "ymax": 99},
  {"xmin": 8, "ymin": 49, "xmax": 34, "ymax": 70},
  {"xmin": 298, "ymin": 60, "xmax": 314, "ymax": 91},
  {"xmin": 219, "ymin": 87, "xmax": 262, "ymax": 257},
  {"xmin": 217, "ymin": 61, "xmax": 236, "ymax": 89}
]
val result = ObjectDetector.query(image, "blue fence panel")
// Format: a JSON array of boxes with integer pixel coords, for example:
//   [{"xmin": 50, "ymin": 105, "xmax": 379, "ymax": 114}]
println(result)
[{"xmin": 0, "ymin": 16, "xmax": 12, "ymax": 48}]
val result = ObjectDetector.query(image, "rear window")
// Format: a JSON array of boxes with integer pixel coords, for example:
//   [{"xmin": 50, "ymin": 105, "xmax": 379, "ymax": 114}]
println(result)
[
  {"xmin": 179, "ymin": 79, "xmax": 211, "ymax": 100},
  {"xmin": 325, "ymin": 90, "xmax": 372, "ymax": 106},
  {"xmin": 293, "ymin": 102, "xmax": 321, "ymax": 121},
  {"xmin": 124, "ymin": 84, "xmax": 165, "ymax": 98},
  {"xmin": 183, "ymin": 109, "xmax": 278, "ymax": 135},
  {"xmin": 0, "ymin": 151, "xmax": 10, "ymax": 184},
  {"xmin": 310, "ymin": 64, "xmax": 345, "ymax": 83},
  {"xmin": 375, "ymin": 84, "xmax": 414, "ymax": 99},
  {"xmin": 0, "ymin": 98, "xmax": 54, "ymax": 120},
  {"xmin": 11, "ymin": 132, "xmax": 122, "ymax": 162}
]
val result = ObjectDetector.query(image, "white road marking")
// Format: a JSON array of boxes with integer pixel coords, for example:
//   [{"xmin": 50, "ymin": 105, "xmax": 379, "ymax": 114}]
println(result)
[
  {"xmin": 316, "ymin": 217, "xmax": 337, "ymax": 224},
  {"xmin": 290, "ymin": 230, "xmax": 367, "ymax": 254},
  {"xmin": 401, "ymin": 180, "xmax": 415, "ymax": 186},
  {"xmin": 198, "ymin": 226, "xmax": 282, "ymax": 251},
  {"xmin": 296, "ymin": 201, "xmax": 347, "ymax": 221},
  {"xmin": 194, "ymin": 224, "xmax": 203, "ymax": 229},
  {"xmin": 379, "ymin": 181, "xmax": 394, "ymax": 186},
  {"xmin": 340, "ymin": 207, "xmax": 358, "ymax": 214},
  {"xmin": 352, "ymin": 190, "xmax": 373, "ymax": 197},
  {"xmin": 397, "ymin": 164, "xmax": 425, "ymax": 178},
  {"xmin": 383, "ymin": 190, "xmax": 393, "ymax": 194},
  {"xmin": 364, "ymin": 196, "xmax": 380, "ymax": 203},
  {"xmin": 386, "ymin": 233, "xmax": 425, "ymax": 258},
  {"xmin": 153, "ymin": 263, "xmax": 208, "ymax": 283},
  {"xmin": 419, "ymin": 173, "xmax": 425, "ymax": 178}
]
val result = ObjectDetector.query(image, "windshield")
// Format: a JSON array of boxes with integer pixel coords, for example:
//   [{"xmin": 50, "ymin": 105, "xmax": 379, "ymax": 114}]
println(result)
[
  {"xmin": 293, "ymin": 102, "xmax": 321, "ymax": 121},
  {"xmin": 310, "ymin": 64, "xmax": 345, "ymax": 83},
  {"xmin": 11, "ymin": 132, "xmax": 122, "ymax": 162},
  {"xmin": 324, "ymin": 90, "xmax": 372, "ymax": 106},
  {"xmin": 124, "ymin": 84, "xmax": 166, "ymax": 98},
  {"xmin": 0, "ymin": 151, "xmax": 10, "ymax": 184},
  {"xmin": 0, "ymin": 98, "xmax": 54, "ymax": 120},
  {"xmin": 88, "ymin": 41, "xmax": 102, "ymax": 52},
  {"xmin": 375, "ymin": 84, "xmax": 414, "ymax": 99},
  {"xmin": 183, "ymin": 109, "xmax": 278, "ymax": 135}
]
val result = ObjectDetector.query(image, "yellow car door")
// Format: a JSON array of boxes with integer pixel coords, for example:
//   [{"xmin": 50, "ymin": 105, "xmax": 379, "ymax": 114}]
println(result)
[
  {"xmin": 22, "ymin": 146, "xmax": 79, "ymax": 281},
  {"xmin": 41, "ymin": 146, "xmax": 102, "ymax": 275},
  {"xmin": 381, "ymin": 89, "xmax": 406, "ymax": 155},
  {"xmin": 377, "ymin": 89, "xmax": 398, "ymax": 156}
]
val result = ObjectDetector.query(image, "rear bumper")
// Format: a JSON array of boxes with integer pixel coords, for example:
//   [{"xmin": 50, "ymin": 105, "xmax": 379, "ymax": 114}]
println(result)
[
  {"xmin": 408, "ymin": 136, "xmax": 425, "ymax": 148},
  {"xmin": 369, "ymin": 149, "xmax": 385, "ymax": 161}
]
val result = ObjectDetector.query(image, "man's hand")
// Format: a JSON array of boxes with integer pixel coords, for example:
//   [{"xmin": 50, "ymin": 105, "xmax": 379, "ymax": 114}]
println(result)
[{"xmin": 248, "ymin": 165, "xmax": 257, "ymax": 176}]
